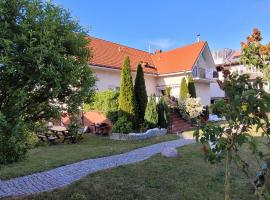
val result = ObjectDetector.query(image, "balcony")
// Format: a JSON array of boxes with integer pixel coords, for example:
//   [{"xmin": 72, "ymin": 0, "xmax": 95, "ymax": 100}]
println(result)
[{"xmin": 192, "ymin": 67, "xmax": 216, "ymax": 83}]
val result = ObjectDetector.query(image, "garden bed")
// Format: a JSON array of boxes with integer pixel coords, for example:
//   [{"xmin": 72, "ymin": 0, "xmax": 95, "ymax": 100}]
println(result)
[{"xmin": 110, "ymin": 128, "xmax": 167, "ymax": 141}]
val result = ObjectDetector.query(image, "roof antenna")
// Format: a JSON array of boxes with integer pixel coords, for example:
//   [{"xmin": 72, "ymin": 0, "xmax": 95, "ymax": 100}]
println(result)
[
  {"xmin": 197, "ymin": 33, "xmax": 200, "ymax": 42},
  {"xmin": 148, "ymin": 44, "xmax": 151, "ymax": 53}
]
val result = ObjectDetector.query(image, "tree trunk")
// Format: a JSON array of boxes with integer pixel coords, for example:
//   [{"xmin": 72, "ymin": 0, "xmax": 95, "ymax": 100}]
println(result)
[{"xmin": 225, "ymin": 149, "xmax": 232, "ymax": 200}]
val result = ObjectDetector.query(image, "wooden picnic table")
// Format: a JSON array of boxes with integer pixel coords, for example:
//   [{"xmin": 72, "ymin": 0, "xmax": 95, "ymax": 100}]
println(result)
[
  {"xmin": 38, "ymin": 125, "xmax": 86, "ymax": 145},
  {"xmin": 47, "ymin": 126, "xmax": 68, "ymax": 143},
  {"xmin": 49, "ymin": 126, "xmax": 67, "ymax": 132}
]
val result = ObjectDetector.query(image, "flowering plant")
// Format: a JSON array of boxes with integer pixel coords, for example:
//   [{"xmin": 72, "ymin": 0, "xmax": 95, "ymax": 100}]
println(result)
[{"xmin": 185, "ymin": 97, "xmax": 204, "ymax": 119}]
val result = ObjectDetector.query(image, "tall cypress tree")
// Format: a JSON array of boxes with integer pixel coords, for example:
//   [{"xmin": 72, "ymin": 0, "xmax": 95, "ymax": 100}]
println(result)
[
  {"xmin": 118, "ymin": 57, "xmax": 136, "ymax": 123},
  {"xmin": 179, "ymin": 77, "xmax": 189, "ymax": 102},
  {"xmin": 134, "ymin": 63, "xmax": 148, "ymax": 126},
  {"xmin": 187, "ymin": 76, "xmax": 196, "ymax": 98}
]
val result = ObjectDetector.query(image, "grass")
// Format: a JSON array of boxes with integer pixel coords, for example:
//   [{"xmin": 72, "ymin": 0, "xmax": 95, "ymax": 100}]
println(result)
[
  {"xmin": 0, "ymin": 134, "xmax": 177, "ymax": 180},
  {"xmin": 17, "ymin": 138, "xmax": 269, "ymax": 200}
]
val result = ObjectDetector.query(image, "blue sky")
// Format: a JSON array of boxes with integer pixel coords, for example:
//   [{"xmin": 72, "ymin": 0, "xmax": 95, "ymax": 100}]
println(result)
[{"xmin": 54, "ymin": 0, "xmax": 270, "ymax": 52}]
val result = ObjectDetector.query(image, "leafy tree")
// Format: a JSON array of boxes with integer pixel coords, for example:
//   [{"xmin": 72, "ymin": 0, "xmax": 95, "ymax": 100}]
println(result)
[
  {"xmin": 179, "ymin": 77, "xmax": 189, "ymax": 102},
  {"xmin": 241, "ymin": 28, "xmax": 270, "ymax": 80},
  {"xmin": 187, "ymin": 76, "xmax": 196, "ymax": 98},
  {"xmin": 194, "ymin": 72, "xmax": 270, "ymax": 200},
  {"xmin": 118, "ymin": 56, "xmax": 137, "ymax": 124},
  {"xmin": 157, "ymin": 96, "xmax": 170, "ymax": 128},
  {"xmin": 144, "ymin": 95, "xmax": 158, "ymax": 129},
  {"xmin": 134, "ymin": 63, "xmax": 148, "ymax": 126},
  {"xmin": 0, "ymin": 0, "xmax": 95, "ymax": 164}
]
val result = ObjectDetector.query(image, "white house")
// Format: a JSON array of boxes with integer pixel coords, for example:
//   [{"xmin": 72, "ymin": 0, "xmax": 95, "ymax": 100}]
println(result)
[
  {"xmin": 211, "ymin": 49, "xmax": 269, "ymax": 102},
  {"xmin": 87, "ymin": 37, "xmax": 217, "ymax": 105}
]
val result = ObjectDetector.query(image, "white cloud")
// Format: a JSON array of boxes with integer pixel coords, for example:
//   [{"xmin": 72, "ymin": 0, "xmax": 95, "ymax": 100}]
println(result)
[{"xmin": 148, "ymin": 38, "xmax": 174, "ymax": 51}]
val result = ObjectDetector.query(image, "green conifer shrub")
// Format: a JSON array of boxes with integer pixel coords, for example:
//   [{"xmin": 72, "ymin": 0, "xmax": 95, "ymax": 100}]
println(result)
[
  {"xmin": 144, "ymin": 95, "xmax": 158, "ymax": 129},
  {"xmin": 188, "ymin": 76, "xmax": 196, "ymax": 98},
  {"xmin": 134, "ymin": 63, "xmax": 148, "ymax": 127},
  {"xmin": 157, "ymin": 96, "xmax": 170, "ymax": 128},
  {"xmin": 118, "ymin": 57, "xmax": 137, "ymax": 126},
  {"xmin": 179, "ymin": 77, "xmax": 189, "ymax": 102}
]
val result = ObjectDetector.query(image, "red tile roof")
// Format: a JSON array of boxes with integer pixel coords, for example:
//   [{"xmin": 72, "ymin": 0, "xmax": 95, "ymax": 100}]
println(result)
[
  {"xmin": 151, "ymin": 42, "xmax": 206, "ymax": 74},
  {"xmin": 87, "ymin": 37, "xmax": 157, "ymax": 74},
  {"xmin": 87, "ymin": 37, "xmax": 206, "ymax": 75}
]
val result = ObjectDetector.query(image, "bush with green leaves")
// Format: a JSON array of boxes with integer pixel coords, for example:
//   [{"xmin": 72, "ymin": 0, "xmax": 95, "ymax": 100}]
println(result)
[
  {"xmin": 0, "ymin": 112, "xmax": 29, "ymax": 164},
  {"xmin": 178, "ymin": 101, "xmax": 189, "ymax": 121},
  {"xmin": 70, "ymin": 193, "xmax": 87, "ymax": 200},
  {"xmin": 157, "ymin": 96, "xmax": 170, "ymax": 128},
  {"xmin": 210, "ymin": 99, "xmax": 227, "ymax": 118},
  {"xmin": 112, "ymin": 116, "xmax": 133, "ymax": 134},
  {"xmin": 85, "ymin": 90, "xmax": 119, "ymax": 123},
  {"xmin": 200, "ymin": 105, "xmax": 209, "ymax": 121},
  {"xmin": 144, "ymin": 95, "xmax": 158, "ymax": 129},
  {"xmin": 194, "ymin": 73, "xmax": 270, "ymax": 199}
]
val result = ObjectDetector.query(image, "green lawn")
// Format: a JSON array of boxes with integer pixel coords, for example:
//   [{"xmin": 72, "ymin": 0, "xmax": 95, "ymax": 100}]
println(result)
[
  {"xmin": 0, "ymin": 134, "xmax": 177, "ymax": 179},
  {"xmin": 17, "ymin": 140, "xmax": 268, "ymax": 200}
]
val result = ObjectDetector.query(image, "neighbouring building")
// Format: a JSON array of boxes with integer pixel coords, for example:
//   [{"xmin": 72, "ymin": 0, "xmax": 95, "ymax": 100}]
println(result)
[
  {"xmin": 87, "ymin": 37, "xmax": 217, "ymax": 105},
  {"xmin": 211, "ymin": 48, "xmax": 269, "ymax": 102}
]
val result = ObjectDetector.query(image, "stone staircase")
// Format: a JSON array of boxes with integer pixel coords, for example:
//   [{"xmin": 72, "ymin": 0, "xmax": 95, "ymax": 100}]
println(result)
[{"xmin": 169, "ymin": 111, "xmax": 194, "ymax": 133}]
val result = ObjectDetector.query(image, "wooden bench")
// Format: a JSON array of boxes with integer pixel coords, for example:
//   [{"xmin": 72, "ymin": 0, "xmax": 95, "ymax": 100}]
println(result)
[{"xmin": 37, "ymin": 134, "xmax": 46, "ymax": 142}]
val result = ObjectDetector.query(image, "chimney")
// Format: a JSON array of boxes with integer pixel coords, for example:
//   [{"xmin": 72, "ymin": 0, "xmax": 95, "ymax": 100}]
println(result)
[
  {"xmin": 197, "ymin": 34, "xmax": 200, "ymax": 42},
  {"xmin": 154, "ymin": 49, "xmax": 162, "ymax": 54}
]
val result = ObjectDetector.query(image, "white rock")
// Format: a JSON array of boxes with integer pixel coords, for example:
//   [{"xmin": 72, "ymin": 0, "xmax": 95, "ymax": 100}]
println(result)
[{"xmin": 161, "ymin": 147, "xmax": 178, "ymax": 158}]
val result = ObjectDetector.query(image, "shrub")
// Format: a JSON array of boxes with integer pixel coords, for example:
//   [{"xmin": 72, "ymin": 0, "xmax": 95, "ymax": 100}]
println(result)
[
  {"xmin": 144, "ymin": 95, "xmax": 158, "ymax": 129},
  {"xmin": 118, "ymin": 57, "xmax": 137, "ymax": 123},
  {"xmin": 200, "ymin": 105, "xmax": 209, "ymax": 121},
  {"xmin": 0, "ymin": 112, "xmax": 29, "ymax": 164},
  {"xmin": 188, "ymin": 76, "xmax": 196, "ymax": 98},
  {"xmin": 157, "ymin": 96, "xmax": 170, "ymax": 128},
  {"xmin": 85, "ymin": 89, "xmax": 119, "ymax": 123},
  {"xmin": 164, "ymin": 87, "xmax": 171, "ymax": 97},
  {"xmin": 211, "ymin": 99, "xmax": 226, "ymax": 117},
  {"xmin": 179, "ymin": 77, "xmax": 189, "ymax": 102},
  {"xmin": 112, "ymin": 116, "xmax": 133, "ymax": 134},
  {"xmin": 70, "ymin": 193, "xmax": 87, "ymax": 200},
  {"xmin": 26, "ymin": 132, "xmax": 40, "ymax": 148},
  {"xmin": 178, "ymin": 101, "xmax": 189, "ymax": 121},
  {"xmin": 185, "ymin": 97, "xmax": 204, "ymax": 119},
  {"xmin": 134, "ymin": 63, "xmax": 148, "ymax": 126}
]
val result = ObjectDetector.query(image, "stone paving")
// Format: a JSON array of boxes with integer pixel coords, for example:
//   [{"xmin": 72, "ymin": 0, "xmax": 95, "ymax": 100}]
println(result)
[{"xmin": 0, "ymin": 138, "xmax": 195, "ymax": 198}]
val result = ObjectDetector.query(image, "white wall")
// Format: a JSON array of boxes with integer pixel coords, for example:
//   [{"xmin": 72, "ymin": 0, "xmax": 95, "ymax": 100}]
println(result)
[
  {"xmin": 91, "ymin": 66, "xmax": 157, "ymax": 96},
  {"xmin": 195, "ymin": 82, "xmax": 211, "ymax": 105},
  {"xmin": 156, "ymin": 74, "xmax": 188, "ymax": 98},
  {"xmin": 210, "ymin": 82, "xmax": 225, "ymax": 99}
]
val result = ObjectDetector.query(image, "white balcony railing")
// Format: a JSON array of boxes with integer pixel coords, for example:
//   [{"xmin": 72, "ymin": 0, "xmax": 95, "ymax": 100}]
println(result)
[{"xmin": 192, "ymin": 67, "xmax": 216, "ymax": 80}]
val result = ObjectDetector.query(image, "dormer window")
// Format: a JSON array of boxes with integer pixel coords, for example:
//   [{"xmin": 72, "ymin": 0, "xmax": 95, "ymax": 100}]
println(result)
[{"xmin": 141, "ymin": 62, "xmax": 156, "ymax": 69}]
